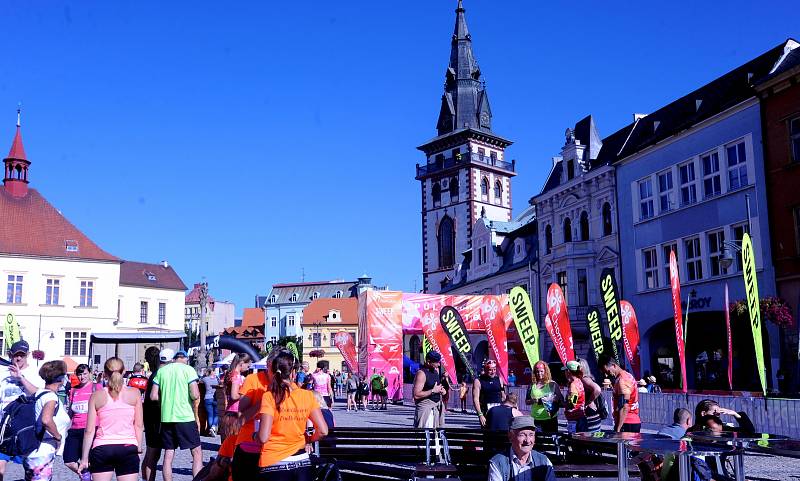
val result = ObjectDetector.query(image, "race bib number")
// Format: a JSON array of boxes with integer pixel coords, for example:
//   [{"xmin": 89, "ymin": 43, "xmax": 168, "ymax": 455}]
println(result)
[{"xmin": 72, "ymin": 400, "xmax": 88, "ymax": 414}]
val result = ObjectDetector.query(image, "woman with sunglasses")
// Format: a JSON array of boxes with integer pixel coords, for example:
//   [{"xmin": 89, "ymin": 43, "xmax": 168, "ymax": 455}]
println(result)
[{"xmin": 64, "ymin": 364, "xmax": 97, "ymax": 477}]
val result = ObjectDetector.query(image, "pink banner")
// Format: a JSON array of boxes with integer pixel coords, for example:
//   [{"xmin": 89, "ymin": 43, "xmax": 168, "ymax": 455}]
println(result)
[
  {"xmin": 334, "ymin": 331, "xmax": 358, "ymax": 373},
  {"xmin": 545, "ymin": 283, "xmax": 575, "ymax": 366},
  {"xmin": 620, "ymin": 300, "xmax": 641, "ymax": 379},
  {"xmin": 725, "ymin": 283, "xmax": 733, "ymax": 391},
  {"xmin": 362, "ymin": 291, "xmax": 404, "ymax": 401},
  {"xmin": 669, "ymin": 250, "xmax": 688, "ymax": 393}
]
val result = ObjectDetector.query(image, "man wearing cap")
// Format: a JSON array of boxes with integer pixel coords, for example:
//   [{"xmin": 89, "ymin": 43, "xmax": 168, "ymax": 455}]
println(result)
[
  {"xmin": 0, "ymin": 340, "xmax": 46, "ymax": 478},
  {"xmin": 151, "ymin": 348, "xmax": 203, "ymax": 481},
  {"xmin": 412, "ymin": 351, "xmax": 446, "ymax": 428},
  {"xmin": 488, "ymin": 416, "xmax": 556, "ymax": 481}
]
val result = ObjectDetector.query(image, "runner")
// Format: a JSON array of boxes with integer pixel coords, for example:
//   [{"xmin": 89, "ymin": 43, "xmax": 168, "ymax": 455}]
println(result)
[
  {"xmin": 23, "ymin": 360, "xmax": 71, "ymax": 481},
  {"xmin": 220, "ymin": 353, "xmax": 251, "ymax": 440},
  {"xmin": 64, "ymin": 364, "xmax": 97, "ymax": 477},
  {"xmin": 256, "ymin": 351, "xmax": 328, "ymax": 479},
  {"xmin": 141, "ymin": 347, "xmax": 163, "ymax": 481},
  {"xmin": 473, "ymin": 360, "xmax": 506, "ymax": 427},
  {"xmin": 525, "ymin": 360, "xmax": 563, "ymax": 434},
  {"xmin": 562, "ymin": 360, "xmax": 586, "ymax": 434},
  {"xmin": 600, "ymin": 356, "xmax": 641, "ymax": 433},
  {"xmin": 577, "ymin": 358, "xmax": 604, "ymax": 433},
  {"xmin": 311, "ymin": 362, "xmax": 334, "ymax": 409},
  {"xmin": 201, "ymin": 368, "xmax": 220, "ymax": 436},
  {"xmin": 345, "ymin": 372, "xmax": 357, "ymax": 411},
  {"xmin": 79, "ymin": 357, "xmax": 142, "ymax": 481},
  {"xmin": 369, "ymin": 368, "xmax": 382, "ymax": 409}
]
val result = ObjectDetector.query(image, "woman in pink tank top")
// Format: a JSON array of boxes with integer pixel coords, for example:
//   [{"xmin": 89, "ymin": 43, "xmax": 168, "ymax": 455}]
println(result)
[
  {"xmin": 311, "ymin": 362, "xmax": 334, "ymax": 408},
  {"xmin": 64, "ymin": 364, "xmax": 97, "ymax": 476},
  {"xmin": 219, "ymin": 353, "xmax": 252, "ymax": 439},
  {"xmin": 79, "ymin": 357, "xmax": 143, "ymax": 481}
]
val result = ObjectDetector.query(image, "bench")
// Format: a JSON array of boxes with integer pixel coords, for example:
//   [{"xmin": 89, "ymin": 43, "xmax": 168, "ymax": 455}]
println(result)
[{"xmin": 316, "ymin": 427, "xmax": 456, "ymax": 481}]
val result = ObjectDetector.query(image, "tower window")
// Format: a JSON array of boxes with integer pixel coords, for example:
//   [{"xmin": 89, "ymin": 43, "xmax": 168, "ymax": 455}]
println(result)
[
  {"xmin": 545, "ymin": 225, "xmax": 552, "ymax": 254},
  {"xmin": 602, "ymin": 202, "xmax": 613, "ymax": 236},
  {"xmin": 563, "ymin": 218, "xmax": 572, "ymax": 243},
  {"xmin": 438, "ymin": 215, "xmax": 455, "ymax": 268},
  {"xmin": 480, "ymin": 177, "xmax": 489, "ymax": 197},
  {"xmin": 494, "ymin": 180, "xmax": 502, "ymax": 201},
  {"xmin": 579, "ymin": 211, "xmax": 590, "ymax": 241},
  {"xmin": 432, "ymin": 182, "xmax": 441, "ymax": 206},
  {"xmin": 449, "ymin": 176, "xmax": 459, "ymax": 200}
]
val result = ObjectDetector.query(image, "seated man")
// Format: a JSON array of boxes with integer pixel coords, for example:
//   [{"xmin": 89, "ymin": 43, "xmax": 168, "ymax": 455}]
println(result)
[
  {"xmin": 657, "ymin": 408, "xmax": 692, "ymax": 439},
  {"xmin": 488, "ymin": 416, "xmax": 556, "ymax": 481}
]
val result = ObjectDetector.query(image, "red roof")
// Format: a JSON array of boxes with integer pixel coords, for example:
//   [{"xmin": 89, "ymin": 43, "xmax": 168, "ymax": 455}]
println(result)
[
  {"xmin": 302, "ymin": 298, "xmax": 358, "ymax": 326},
  {"xmin": 7, "ymin": 126, "xmax": 26, "ymax": 160},
  {"xmin": 185, "ymin": 283, "xmax": 216, "ymax": 306},
  {"xmin": 242, "ymin": 307, "xmax": 264, "ymax": 327},
  {"xmin": 0, "ymin": 187, "xmax": 118, "ymax": 261},
  {"xmin": 119, "ymin": 260, "xmax": 187, "ymax": 291}
]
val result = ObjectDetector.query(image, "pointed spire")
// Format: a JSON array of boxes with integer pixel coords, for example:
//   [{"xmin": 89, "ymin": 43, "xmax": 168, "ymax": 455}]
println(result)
[{"xmin": 7, "ymin": 108, "xmax": 26, "ymax": 161}]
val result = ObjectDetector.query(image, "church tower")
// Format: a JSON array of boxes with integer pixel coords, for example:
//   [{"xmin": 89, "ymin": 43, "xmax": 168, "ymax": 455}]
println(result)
[
  {"xmin": 3, "ymin": 109, "xmax": 30, "ymax": 198},
  {"xmin": 416, "ymin": 0, "xmax": 515, "ymax": 293}
]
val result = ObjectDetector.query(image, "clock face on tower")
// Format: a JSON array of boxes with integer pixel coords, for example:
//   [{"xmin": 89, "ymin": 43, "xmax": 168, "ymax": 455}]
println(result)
[{"xmin": 480, "ymin": 112, "xmax": 490, "ymax": 127}]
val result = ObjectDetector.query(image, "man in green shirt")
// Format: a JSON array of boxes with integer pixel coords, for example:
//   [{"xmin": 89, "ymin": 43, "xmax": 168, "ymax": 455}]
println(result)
[{"xmin": 151, "ymin": 349, "xmax": 202, "ymax": 481}]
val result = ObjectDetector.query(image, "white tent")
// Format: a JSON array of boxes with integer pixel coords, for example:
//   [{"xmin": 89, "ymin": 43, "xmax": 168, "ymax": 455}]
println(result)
[
  {"xmin": 253, "ymin": 355, "xmax": 270, "ymax": 370},
  {"xmin": 212, "ymin": 352, "xmax": 236, "ymax": 368}
]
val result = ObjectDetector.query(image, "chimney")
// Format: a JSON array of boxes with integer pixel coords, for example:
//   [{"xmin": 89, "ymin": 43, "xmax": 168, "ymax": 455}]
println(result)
[{"xmin": 161, "ymin": 260, "xmax": 169, "ymax": 268}]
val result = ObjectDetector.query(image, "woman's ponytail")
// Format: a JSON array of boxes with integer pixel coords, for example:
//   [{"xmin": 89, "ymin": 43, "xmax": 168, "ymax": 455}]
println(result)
[{"xmin": 105, "ymin": 357, "xmax": 125, "ymax": 397}]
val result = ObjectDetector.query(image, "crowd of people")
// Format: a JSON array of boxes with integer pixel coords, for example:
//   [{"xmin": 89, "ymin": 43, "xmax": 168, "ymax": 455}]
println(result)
[{"xmin": 0, "ymin": 339, "xmax": 769, "ymax": 481}]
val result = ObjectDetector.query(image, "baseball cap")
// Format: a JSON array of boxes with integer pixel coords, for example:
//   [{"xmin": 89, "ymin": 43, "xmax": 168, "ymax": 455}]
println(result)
[
  {"xmin": 425, "ymin": 351, "xmax": 442, "ymax": 363},
  {"xmin": 509, "ymin": 416, "xmax": 536, "ymax": 431},
  {"xmin": 159, "ymin": 348, "xmax": 175, "ymax": 362},
  {"xmin": 173, "ymin": 350, "xmax": 188, "ymax": 359},
  {"xmin": 561, "ymin": 360, "xmax": 581, "ymax": 372},
  {"xmin": 10, "ymin": 340, "xmax": 30, "ymax": 355}
]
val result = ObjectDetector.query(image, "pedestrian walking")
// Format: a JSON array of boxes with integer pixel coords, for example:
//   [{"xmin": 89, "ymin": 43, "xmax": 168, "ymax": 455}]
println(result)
[
  {"xmin": 80, "ymin": 357, "xmax": 143, "ymax": 481},
  {"xmin": 345, "ymin": 373, "xmax": 357, "ymax": 411},
  {"xmin": 22, "ymin": 360, "xmax": 71, "ymax": 481},
  {"xmin": 256, "ymin": 351, "xmax": 329, "ymax": 480},
  {"xmin": 150, "ymin": 349, "xmax": 203, "ymax": 481},
  {"xmin": 64, "ymin": 364, "xmax": 98, "ymax": 477},
  {"xmin": 473, "ymin": 360, "xmax": 506, "ymax": 428},
  {"xmin": 220, "ymin": 353, "xmax": 251, "ymax": 440},
  {"xmin": 413, "ymin": 351, "xmax": 446, "ymax": 428},
  {"xmin": 310, "ymin": 362, "xmax": 334, "ymax": 409},
  {"xmin": 127, "ymin": 363, "xmax": 148, "ymax": 394},
  {"xmin": 458, "ymin": 381, "xmax": 468, "ymax": 414},
  {"xmin": 201, "ymin": 368, "xmax": 219, "ymax": 436},
  {"xmin": 600, "ymin": 356, "xmax": 641, "ymax": 433},
  {"xmin": 141, "ymin": 346, "xmax": 162, "ymax": 481},
  {"xmin": 525, "ymin": 361, "xmax": 563, "ymax": 434},
  {"xmin": 0, "ymin": 340, "xmax": 45, "ymax": 479}
]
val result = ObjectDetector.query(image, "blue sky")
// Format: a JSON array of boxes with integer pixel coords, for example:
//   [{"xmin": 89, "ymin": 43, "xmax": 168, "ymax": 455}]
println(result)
[{"xmin": 2, "ymin": 1, "xmax": 796, "ymax": 315}]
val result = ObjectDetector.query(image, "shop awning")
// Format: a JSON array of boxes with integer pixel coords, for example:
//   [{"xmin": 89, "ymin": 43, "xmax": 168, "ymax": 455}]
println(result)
[{"xmin": 91, "ymin": 331, "xmax": 186, "ymax": 343}]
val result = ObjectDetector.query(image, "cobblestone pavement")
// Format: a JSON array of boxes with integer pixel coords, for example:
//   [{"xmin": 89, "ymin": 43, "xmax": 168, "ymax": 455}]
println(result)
[{"xmin": 4, "ymin": 399, "xmax": 799, "ymax": 480}]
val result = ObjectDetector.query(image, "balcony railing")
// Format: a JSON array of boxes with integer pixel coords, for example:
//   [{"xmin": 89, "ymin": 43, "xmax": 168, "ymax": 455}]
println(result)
[
  {"xmin": 416, "ymin": 152, "xmax": 515, "ymax": 177},
  {"xmin": 548, "ymin": 240, "xmax": 594, "ymax": 259}
]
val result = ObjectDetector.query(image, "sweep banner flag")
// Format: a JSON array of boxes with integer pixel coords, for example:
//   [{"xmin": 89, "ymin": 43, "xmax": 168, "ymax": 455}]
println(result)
[
  {"xmin": 741, "ymin": 233, "xmax": 767, "ymax": 396},
  {"xmin": 599, "ymin": 269, "xmax": 623, "ymax": 364},
  {"xmin": 724, "ymin": 283, "xmax": 733, "ymax": 391},
  {"xmin": 669, "ymin": 250, "xmax": 688, "ymax": 394},
  {"xmin": 509, "ymin": 286, "xmax": 540, "ymax": 368},
  {"xmin": 620, "ymin": 301, "xmax": 642, "ymax": 378},
  {"xmin": 334, "ymin": 332, "xmax": 358, "ymax": 373},
  {"xmin": 440, "ymin": 306, "xmax": 476, "ymax": 379},
  {"xmin": 546, "ymin": 283, "xmax": 575, "ymax": 366},
  {"xmin": 585, "ymin": 308, "xmax": 606, "ymax": 363}
]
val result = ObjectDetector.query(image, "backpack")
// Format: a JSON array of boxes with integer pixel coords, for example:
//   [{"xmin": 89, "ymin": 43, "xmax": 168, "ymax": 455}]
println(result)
[{"xmin": 0, "ymin": 391, "xmax": 58, "ymax": 457}]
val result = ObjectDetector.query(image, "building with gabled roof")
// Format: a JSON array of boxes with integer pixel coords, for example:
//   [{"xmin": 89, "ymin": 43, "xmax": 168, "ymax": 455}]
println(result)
[
  {"xmin": 0, "ymin": 112, "xmax": 186, "ymax": 370},
  {"xmin": 302, "ymin": 298, "xmax": 358, "ymax": 372}
]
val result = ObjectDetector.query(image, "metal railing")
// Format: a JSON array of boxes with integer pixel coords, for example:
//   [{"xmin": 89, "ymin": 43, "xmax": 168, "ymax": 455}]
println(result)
[{"xmin": 416, "ymin": 152, "xmax": 515, "ymax": 177}]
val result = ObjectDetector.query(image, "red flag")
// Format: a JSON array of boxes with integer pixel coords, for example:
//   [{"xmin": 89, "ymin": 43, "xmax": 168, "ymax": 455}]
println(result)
[
  {"xmin": 669, "ymin": 250, "xmax": 688, "ymax": 393},
  {"xmin": 620, "ymin": 300, "xmax": 642, "ymax": 378},
  {"xmin": 545, "ymin": 283, "xmax": 575, "ymax": 365},
  {"xmin": 725, "ymin": 283, "xmax": 733, "ymax": 391},
  {"xmin": 334, "ymin": 331, "xmax": 358, "ymax": 372},
  {"xmin": 481, "ymin": 296, "xmax": 510, "ymax": 383}
]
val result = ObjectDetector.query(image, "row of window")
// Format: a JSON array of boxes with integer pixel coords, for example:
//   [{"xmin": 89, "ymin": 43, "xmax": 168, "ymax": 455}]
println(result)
[
  {"xmin": 639, "ymin": 223, "xmax": 749, "ymax": 291},
  {"xmin": 431, "ymin": 176, "xmax": 503, "ymax": 206},
  {"xmin": 0, "ymin": 330, "xmax": 88, "ymax": 357},
  {"xmin": 267, "ymin": 291, "xmax": 343, "ymax": 304},
  {"xmin": 637, "ymin": 138, "xmax": 751, "ymax": 222},
  {"xmin": 269, "ymin": 315, "xmax": 296, "ymax": 328},
  {"xmin": 550, "ymin": 268, "xmax": 591, "ymax": 307},
  {"xmin": 5, "ymin": 275, "xmax": 94, "ymax": 307},
  {"xmin": 140, "ymin": 301, "xmax": 167, "ymax": 324},
  {"xmin": 309, "ymin": 331, "xmax": 355, "ymax": 348},
  {"xmin": 543, "ymin": 203, "xmax": 614, "ymax": 254}
]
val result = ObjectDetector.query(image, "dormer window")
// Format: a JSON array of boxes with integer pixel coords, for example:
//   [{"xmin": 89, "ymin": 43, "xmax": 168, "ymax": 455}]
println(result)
[
  {"xmin": 65, "ymin": 240, "xmax": 79, "ymax": 253},
  {"xmin": 268, "ymin": 295, "xmax": 277, "ymax": 304},
  {"xmin": 145, "ymin": 272, "xmax": 157, "ymax": 282},
  {"xmin": 334, "ymin": 290, "xmax": 343, "ymax": 299},
  {"xmin": 312, "ymin": 292, "xmax": 320, "ymax": 300},
  {"xmin": 290, "ymin": 293, "xmax": 298, "ymax": 303}
]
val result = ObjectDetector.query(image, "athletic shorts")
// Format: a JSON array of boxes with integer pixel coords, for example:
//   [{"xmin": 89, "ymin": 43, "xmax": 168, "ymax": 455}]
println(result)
[
  {"xmin": 161, "ymin": 421, "xmax": 201, "ymax": 450},
  {"xmin": 621, "ymin": 423, "xmax": 642, "ymax": 433},
  {"xmin": 144, "ymin": 422, "xmax": 163, "ymax": 449},
  {"xmin": 232, "ymin": 445, "xmax": 261, "ymax": 481},
  {"xmin": 63, "ymin": 428, "xmax": 85, "ymax": 464},
  {"xmin": 89, "ymin": 444, "xmax": 139, "ymax": 475}
]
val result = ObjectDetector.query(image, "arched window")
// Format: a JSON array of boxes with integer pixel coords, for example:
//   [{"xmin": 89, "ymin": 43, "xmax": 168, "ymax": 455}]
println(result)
[
  {"xmin": 563, "ymin": 218, "xmax": 572, "ymax": 242},
  {"xmin": 334, "ymin": 290, "xmax": 343, "ymax": 299},
  {"xmin": 432, "ymin": 182, "xmax": 441, "ymax": 205},
  {"xmin": 480, "ymin": 177, "xmax": 489, "ymax": 197},
  {"xmin": 494, "ymin": 180, "xmax": 502, "ymax": 200},
  {"xmin": 438, "ymin": 215, "xmax": 455, "ymax": 268},
  {"xmin": 579, "ymin": 211, "xmax": 590, "ymax": 241},
  {"xmin": 449, "ymin": 176, "xmax": 459, "ymax": 199},
  {"xmin": 290, "ymin": 293, "xmax": 298, "ymax": 302},
  {"xmin": 545, "ymin": 225, "xmax": 553, "ymax": 254},
  {"xmin": 312, "ymin": 292, "xmax": 320, "ymax": 300},
  {"xmin": 602, "ymin": 202, "xmax": 613, "ymax": 236}
]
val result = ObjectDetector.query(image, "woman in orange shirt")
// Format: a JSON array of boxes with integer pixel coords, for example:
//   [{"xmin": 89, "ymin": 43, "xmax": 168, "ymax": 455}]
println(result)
[{"xmin": 256, "ymin": 352, "xmax": 328, "ymax": 480}]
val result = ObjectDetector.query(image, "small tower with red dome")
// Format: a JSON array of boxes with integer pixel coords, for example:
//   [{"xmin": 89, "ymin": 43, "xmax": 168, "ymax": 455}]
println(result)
[{"xmin": 3, "ymin": 108, "xmax": 30, "ymax": 198}]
